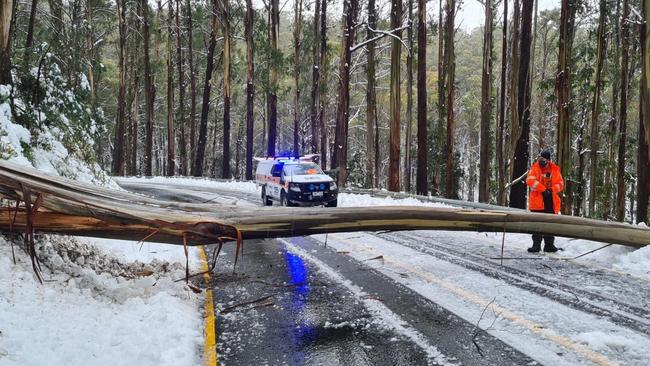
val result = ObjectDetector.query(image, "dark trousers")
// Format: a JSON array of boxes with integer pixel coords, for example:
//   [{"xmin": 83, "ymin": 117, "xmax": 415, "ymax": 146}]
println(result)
[{"xmin": 531, "ymin": 190, "xmax": 556, "ymax": 246}]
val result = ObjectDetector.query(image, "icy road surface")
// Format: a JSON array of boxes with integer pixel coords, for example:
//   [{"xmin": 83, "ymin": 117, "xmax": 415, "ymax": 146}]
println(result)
[{"xmin": 118, "ymin": 177, "xmax": 650, "ymax": 366}]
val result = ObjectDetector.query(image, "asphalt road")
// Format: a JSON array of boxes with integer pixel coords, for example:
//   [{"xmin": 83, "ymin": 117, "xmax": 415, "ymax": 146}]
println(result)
[
  {"xmin": 118, "ymin": 179, "xmax": 650, "ymax": 365},
  {"xmin": 118, "ymin": 180, "xmax": 535, "ymax": 365}
]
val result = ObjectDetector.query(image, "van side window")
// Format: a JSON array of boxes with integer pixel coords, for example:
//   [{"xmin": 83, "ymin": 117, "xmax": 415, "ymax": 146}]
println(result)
[{"xmin": 271, "ymin": 164, "xmax": 282, "ymax": 177}]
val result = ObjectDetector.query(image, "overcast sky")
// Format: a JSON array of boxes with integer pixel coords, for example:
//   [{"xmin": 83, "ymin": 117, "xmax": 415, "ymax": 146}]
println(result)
[{"xmin": 454, "ymin": 0, "xmax": 561, "ymax": 31}]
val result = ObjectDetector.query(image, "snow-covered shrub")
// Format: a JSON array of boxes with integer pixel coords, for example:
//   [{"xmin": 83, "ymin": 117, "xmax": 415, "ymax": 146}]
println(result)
[{"xmin": 0, "ymin": 47, "xmax": 111, "ymax": 185}]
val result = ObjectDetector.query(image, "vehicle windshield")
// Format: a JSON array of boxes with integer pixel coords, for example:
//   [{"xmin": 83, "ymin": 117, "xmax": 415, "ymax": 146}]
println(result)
[{"xmin": 283, "ymin": 163, "xmax": 324, "ymax": 176}]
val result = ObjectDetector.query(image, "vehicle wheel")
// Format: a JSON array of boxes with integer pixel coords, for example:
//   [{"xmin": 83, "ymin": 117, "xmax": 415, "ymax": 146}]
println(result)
[
  {"xmin": 262, "ymin": 186, "xmax": 273, "ymax": 206},
  {"xmin": 325, "ymin": 199, "xmax": 337, "ymax": 207}
]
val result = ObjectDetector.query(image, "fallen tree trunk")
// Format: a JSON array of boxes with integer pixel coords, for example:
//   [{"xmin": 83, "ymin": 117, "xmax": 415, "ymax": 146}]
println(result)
[{"xmin": 1, "ymin": 161, "xmax": 650, "ymax": 248}]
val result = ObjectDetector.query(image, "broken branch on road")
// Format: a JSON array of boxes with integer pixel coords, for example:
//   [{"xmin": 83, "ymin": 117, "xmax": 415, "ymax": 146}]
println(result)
[{"xmin": 1, "ymin": 160, "xmax": 650, "ymax": 273}]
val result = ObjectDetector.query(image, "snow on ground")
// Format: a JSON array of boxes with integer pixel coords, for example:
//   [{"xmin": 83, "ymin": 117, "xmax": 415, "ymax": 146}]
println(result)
[
  {"xmin": 119, "ymin": 176, "xmax": 259, "ymax": 196},
  {"xmin": 0, "ymin": 235, "xmax": 203, "ymax": 366}
]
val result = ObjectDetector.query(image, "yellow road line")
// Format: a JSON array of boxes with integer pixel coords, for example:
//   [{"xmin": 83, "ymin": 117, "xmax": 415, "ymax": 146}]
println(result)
[
  {"xmin": 333, "ymin": 235, "xmax": 618, "ymax": 366},
  {"xmin": 199, "ymin": 246, "xmax": 217, "ymax": 366}
]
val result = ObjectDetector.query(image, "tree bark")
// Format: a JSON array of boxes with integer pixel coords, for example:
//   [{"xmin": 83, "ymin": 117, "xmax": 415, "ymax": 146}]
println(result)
[
  {"xmin": 415, "ymin": 0, "xmax": 428, "ymax": 196},
  {"xmin": 0, "ymin": 0, "xmax": 14, "ymax": 85},
  {"xmin": 434, "ymin": 0, "xmax": 446, "ymax": 194},
  {"xmin": 176, "ymin": 0, "xmax": 187, "ymax": 176},
  {"xmin": 222, "ymin": 0, "xmax": 231, "ymax": 178},
  {"xmin": 496, "ymin": 0, "xmax": 508, "ymax": 206},
  {"xmin": 310, "ymin": 0, "xmax": 321, "ymax": 157},
  {"xmin": 23, "ymin": 0, "xmax": 38, "ymax": 67},
  {"xmin": 555, "ymin": 0, "xmax": 576, "ymax": 215},
  {"xmin": 142, "ymin": 0, "xmax": 155, "ymax": 176},
  {"xmin": 638, "ymin": 59, "xmax": 649, "ymax": 224},
  {"xmin": 588, "ymin": 0, "xmax": 608, "ymax": 217},
  {"xmin": 616, "ymin": 0, "xmax": 630, "ymax": 221},
  {"xmin": 186, "ymin": 0, "xmax": 197, "ymax": 166},
  {"xmin": 192, "ymin": 0, "xmax": 218, "ymax": 177},
  {"xmin": 508, "ymin": 0, "xmax": 534, "ymax": 209},
  {"xmin": 639, "ymin": 0, "xmax": 650, "ymax": 223},
  {"xmin": 444, "ymin": 0, "xmax": 456, "ymax": 199},
  {"xmin": 111, "ymin": 0, "xmax": 128, "ymax": 176},
  {"xmin": 293, "ymin": 0, "xmax": 303, "ymax": 158},
  {"xmin": 332, "ymin": 0, "xmax": 359, "ymax": 186},
  {"xmin": 507, "ymin": 0, "xmax": 520, "ymax": 186},
  {"xmin": 389, "ymin": 0, "xmax": 402, "ymax": 192},
  {"xmin": 245, "ymin": 0, "xmax": 255, "ymax": 180},
  {"xmin": 2, "ymin": 161, "xmax": 650, "ymax": 249},
  {"xmin": 319, "ymin": 0, "xmax": 328, "ymax": 169},
  {"xmin": 404, "ymin": 0, "xmax": 414, "ymax": 192},
  {"xmin": 479, "ymin": 0, "xmax": 494, "ymax": 203},
  {"xmin": 166, "ymin": 0, "xmax": 176, "ymax": 176},
  {"xmin": 365, "ymin": 0, "xmax": 377, "ymax": 188},
  {"xmin": 267, "ymin": 0, "xmax": 279, "ymax": 157}
]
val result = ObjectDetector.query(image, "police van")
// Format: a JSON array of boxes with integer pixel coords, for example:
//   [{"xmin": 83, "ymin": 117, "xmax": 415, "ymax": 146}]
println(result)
[{"xmin": 255, "ymin": 155, "xmax": 338, "ymax": 207}]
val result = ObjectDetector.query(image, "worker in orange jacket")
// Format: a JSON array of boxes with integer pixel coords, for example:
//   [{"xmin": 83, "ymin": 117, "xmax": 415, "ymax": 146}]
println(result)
[{"xmin": 525, "ymin": 149, "xmax": 564, "ymax": 252}]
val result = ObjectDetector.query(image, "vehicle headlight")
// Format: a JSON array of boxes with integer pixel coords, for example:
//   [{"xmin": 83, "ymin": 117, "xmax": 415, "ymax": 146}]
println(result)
[
  {"xmin": 330, "ymin": 182, "xmax": 337, "ymax": 190},
  {"xmin": 289, "ymin": 183, "xmax": 301, "ymax": 192}
]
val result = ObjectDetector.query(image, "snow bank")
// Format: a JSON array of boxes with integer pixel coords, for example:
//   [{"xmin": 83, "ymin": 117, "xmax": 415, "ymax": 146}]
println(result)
[
  {"xmin": 0, "ymin": 235, "xmax": 203, "ymax": 366},
  {"xmin": 120, "ymin": 176, "xmax": 259, "ymax": 195}
]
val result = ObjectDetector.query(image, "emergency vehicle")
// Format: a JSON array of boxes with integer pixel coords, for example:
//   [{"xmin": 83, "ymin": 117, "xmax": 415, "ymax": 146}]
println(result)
[{"xmin": 255, "ymin": 155, "xmax": 338, "ymax": 207}]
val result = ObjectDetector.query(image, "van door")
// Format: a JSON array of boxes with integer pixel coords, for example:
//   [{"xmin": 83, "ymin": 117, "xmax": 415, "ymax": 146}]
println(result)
[{"xmin": 270, "ymin": 163, "xmax": 283, "ymax": 198}]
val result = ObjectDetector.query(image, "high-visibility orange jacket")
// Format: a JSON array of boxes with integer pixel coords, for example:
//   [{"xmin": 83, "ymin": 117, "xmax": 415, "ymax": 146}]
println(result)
[{"xmin": 526, "ymin": 161, "xmax": 564, "ymax": 213}]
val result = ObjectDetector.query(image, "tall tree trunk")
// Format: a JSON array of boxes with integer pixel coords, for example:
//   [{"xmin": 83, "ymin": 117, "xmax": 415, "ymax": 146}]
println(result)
[
  {"xmin": 435, "ymin": 0, "xmax": 446, "ymax": 194},
  {"xmin": 415, "ymin": 0, "xmax": 428, "ymax": 195},
  {"xmin": 192, "ymin": 0, "xmax": 218, "ymax": 176},
  {"xmin": 507, "ymin": 0, "xmax": 520, "ymax": 186},
  {"xmin": 130, "ymin": 71, "xmax": 139, "ymax": 176},
  {"xmin": 639, "ymin": 0, "xmax": 650, "ymax": 223},
  {"xmin": 444, "ymin": 0, "xmax": 456, "ymax": 199},
  {"xmin": 142, "ymin": 0, "xmax": 155, "ymax": 176},
  {"xmin": 310, "ymin": 0, "xmax": 321, "ymax": 157},
  {"xmin": 166, "ymin": 0, "xmax": 176, "ymax": 176},
  {"xmin": 222, "ymin": 0, "xmax": 231, "ymax": 178},
  {"xmin": 366, "ymin": 0, "xmax": 377, "ymax": 188},
  {"xmin": 267, "ymin": 0, "xmax": 279, "ymax": 157},
  {"xmin": 186, "ymin": 0, "xmax": 197, "ymax": 166},
  {"xmin": 479, "ymin": 0, "xmax": 494, "ymax": 203},
  {"xmin": 496, "ymin": 0, "xmax": 508, "ymax": 205},
  {"xmin": 404, "ymin": 0, "xmax": 414, "ymax": 192},
  {"xmin": 0, "ymin": 0, "xmax": 13, "ymax": 85},
  {"xmin": 389, "ymin": 0, "xmax": 402, "ymax": 192},
  {"xmin": 604, "ymin": 1, "xmax": 620, "ymax": 220},
  {"xmin": 575, "ymin": 117, "xmax": 587, "ymax": 216},
  {"xmin": 24, "ymin": 0, "xmax": 38, "ymax": 67},
  {"xmin": 319, "ymin": 0, "xmax": 328, "ymax": 169},
  {"xmin": 85, "ymin": 0, "xmax": 96, "ymax": 105},
  {"xmin": 616, "ymin": 0, "xmax": 630, "ymax": 221},
  {"xmin": 112, "ymin": 0, "xmax": 128, "ymax": 176},
  {"xmin": 555, "ymin": 0, "xmax": 576, "ymax": 215},
  {"xmin": 588, "ymin": 0, "xmax": 608, "ymax": 217},
  {"xmin": 332, "ymin": 0, "xmax": 359, "ymax": 186},
  {"xmin": 508, "ymin": 0, "xmax": 534, "ymax": 209},
  {"xmin": 293, "ymin": 0, "xmax": 303, "ymax": 158},
  {"xmin": 176, "ymin": 0, "xmax": 187, "ymax": 176},
  {"xmin": 245, "ymin": 0, "xmax": 255, "ymax": 180}
]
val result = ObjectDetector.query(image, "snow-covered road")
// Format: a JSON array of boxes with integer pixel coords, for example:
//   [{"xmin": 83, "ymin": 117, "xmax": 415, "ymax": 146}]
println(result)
[{"xmin": 117, "ymin": 177, "xmax": 650, "ymax": 366}]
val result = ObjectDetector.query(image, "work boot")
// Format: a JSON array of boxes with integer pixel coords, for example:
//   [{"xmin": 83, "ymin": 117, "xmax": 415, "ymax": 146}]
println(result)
[
  {"xmin": 527, "ymin": 242, "xmax": 541, "ymax": 253},
  {"xmin": 543, "ymin": 243, "xmax": 559, "ymax": 253},
  {"xmin": 543, "ymin": 237, "xmax": 558, "ymax": 252}
]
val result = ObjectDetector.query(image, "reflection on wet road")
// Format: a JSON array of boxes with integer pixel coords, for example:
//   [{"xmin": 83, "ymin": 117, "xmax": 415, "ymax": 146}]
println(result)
[{"xmin": 284, "ymin": 250, "xmax": 315, "ymax": 362}]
